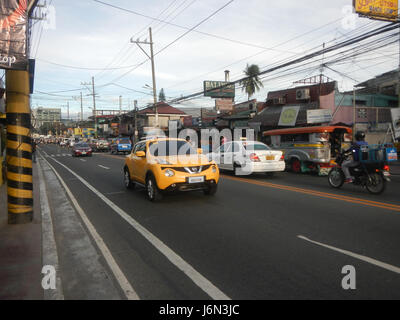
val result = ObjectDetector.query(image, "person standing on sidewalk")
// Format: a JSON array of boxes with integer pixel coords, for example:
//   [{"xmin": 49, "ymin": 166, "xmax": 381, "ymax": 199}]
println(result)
[{"xmin": 31, "ymin": 138, "xmax": 36, "ymax": 163}]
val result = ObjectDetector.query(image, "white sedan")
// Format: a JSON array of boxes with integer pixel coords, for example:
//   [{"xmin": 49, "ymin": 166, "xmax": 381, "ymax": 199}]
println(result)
[{"xmin": 208, "ymin": 141, "xmax": 285, "ymax": 176}]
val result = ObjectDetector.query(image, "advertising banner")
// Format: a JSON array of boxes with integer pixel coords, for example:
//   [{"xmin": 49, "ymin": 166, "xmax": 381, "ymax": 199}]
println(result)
[
  {"xmin": 353, "ymin": 0, "xmax": 398, "ymax": 21},
  {"xmin": 204, "ymin": 81, "xmax": 235, "ymax": 98},
  {"xmin": 391, "ymin": 108, "xmax": 400, "ymax": 139},
  {"xmin": 278, "ymin": 106, "xmax": 300, "ymax": 127},
  {"xmin": 0, "ymin": 0, "xmax": 28, "ymax": 70},
  {"xmin": 215, "ymin": 98, "xmax": 233, "ymax": 111},
  {"xmin": 307, "ymin": 109, "xmax": 332, "ymax": 124}
]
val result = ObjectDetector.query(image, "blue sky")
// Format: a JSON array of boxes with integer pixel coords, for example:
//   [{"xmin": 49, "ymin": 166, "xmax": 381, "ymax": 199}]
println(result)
[{"xmin": 30, "ymin": 0, "xmax": 399, "ymax": 119}]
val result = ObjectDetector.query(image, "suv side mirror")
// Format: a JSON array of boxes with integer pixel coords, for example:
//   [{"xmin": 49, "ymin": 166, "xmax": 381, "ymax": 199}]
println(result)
[{"xmin": 135, "ymin": 151, "xmax": 145, "ymax": 157}]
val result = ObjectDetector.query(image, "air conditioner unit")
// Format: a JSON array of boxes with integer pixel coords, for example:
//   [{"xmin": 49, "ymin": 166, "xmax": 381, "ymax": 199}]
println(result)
[
  {"xmin": 273, "ymin": 97, "xmax": 286, "ymax": 105},
  {"xmin": 296, "ymin": 89, "xmax": 310, "ymax": 100}
]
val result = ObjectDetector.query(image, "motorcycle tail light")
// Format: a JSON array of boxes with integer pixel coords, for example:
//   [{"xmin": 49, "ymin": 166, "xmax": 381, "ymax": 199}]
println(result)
[{"xmin": 383, "ymin": 165, "xmax": 390, "ymax": 171}]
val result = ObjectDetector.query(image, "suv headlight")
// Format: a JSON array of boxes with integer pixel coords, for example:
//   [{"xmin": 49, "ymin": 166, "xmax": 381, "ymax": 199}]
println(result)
[{"xmin": 165, "ymin": 169, "xmax": 175, "ymax": 177}]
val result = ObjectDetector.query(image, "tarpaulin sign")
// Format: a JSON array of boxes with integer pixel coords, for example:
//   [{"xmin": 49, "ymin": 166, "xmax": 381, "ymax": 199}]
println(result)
[
  {"xmin": 0, "ymin": 0, "xmax": 28, "ymax": 70},
  {"xmin": 386, "ymin": 148, "xmax": 398, "ymax": 162}
]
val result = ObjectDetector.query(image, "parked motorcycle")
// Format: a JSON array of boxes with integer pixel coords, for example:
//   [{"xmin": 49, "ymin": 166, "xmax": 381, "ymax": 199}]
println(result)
[{"xmin": 328, "ymin": 150, "xmax": 390, "ymax": 194}]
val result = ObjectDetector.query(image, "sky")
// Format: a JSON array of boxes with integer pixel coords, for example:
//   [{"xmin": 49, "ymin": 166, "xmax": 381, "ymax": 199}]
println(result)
[{"xmin": 29, "ymin": 0, "xmax": 399, "ymax": 119}]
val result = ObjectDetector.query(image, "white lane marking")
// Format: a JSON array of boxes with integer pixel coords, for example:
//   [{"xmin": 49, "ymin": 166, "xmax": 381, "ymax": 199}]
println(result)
[
  {"xmin": 40, "ymin": 153, "xmax": 140, "ymax": 300},
  {"xmin": 37, "ymin": 160, "xmax": 65, "ymax": 300},
  {"xmin": 98, "ymin": 165, "xmax": 110, "ymax": 170},
  {"xmin": 104, "ymin": 191, "xmax": 126, "ymax": 196},
  {"xmin": 298, "ymin": 235, "xmax": 400, "ymax": 274},
  {"xmin": 80, "ymin": 159, "xmax": 86, "ymax": 162},
  {"xmin": 47, "ymin": 156, "xmax": 230, "ymax": 300}
]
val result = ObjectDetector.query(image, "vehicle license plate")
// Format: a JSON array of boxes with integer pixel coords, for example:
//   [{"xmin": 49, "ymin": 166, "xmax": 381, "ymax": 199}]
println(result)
[
  {"xmin": 266, "ymin": 155, "xmax": 275, "ymax": 160},
  {"xmin": 188, "ymin": 176, "xmax": 204, "ymax": 184},
  {"xmin": 82, "ymin": 152, "xmax": 86, "ymax": 155}
]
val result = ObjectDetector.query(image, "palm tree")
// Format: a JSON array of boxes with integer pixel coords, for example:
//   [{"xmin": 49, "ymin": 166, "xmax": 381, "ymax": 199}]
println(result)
[{"xmin": 239, "ymin": 64, "xmax": 263, "ymax": 100}]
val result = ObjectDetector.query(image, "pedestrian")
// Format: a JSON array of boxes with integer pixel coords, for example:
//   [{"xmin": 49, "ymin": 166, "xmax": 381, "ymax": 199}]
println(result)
[{"xmin": 31, "ymin": 138, "xmax": 36, "ymax": 163}]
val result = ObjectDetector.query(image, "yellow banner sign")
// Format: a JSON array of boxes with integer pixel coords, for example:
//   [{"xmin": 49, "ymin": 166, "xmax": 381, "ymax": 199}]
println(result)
[{"xmin": 354, "ymin": 0, "xmax": 398, "ymax": 21}]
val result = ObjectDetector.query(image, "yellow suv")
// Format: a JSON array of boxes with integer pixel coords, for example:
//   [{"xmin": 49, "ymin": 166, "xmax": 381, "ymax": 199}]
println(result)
[{"xmin": 124, "ymin": 138, "xmax": 219, "ymax": 201}]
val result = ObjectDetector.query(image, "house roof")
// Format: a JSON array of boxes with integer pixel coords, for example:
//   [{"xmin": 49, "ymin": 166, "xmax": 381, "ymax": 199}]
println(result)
[{"xmin": 138, "ymin": 102, "xmax": 187, "ymax": 115}]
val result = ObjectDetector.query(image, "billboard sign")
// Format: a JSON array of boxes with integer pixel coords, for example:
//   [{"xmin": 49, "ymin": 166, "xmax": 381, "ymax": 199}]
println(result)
[
  {"xmin": 353, "ymin": 0, "xmax": 399, "ymax": 21},
  {"xmin": 0, "ymin": 0, "xmax": 28, "ymax": 70},
  {"xmin": 391, "ymin": 108, "xmax": 400, "ymax": 139},
  {"xmin": 278, "ymin": 106, "xmax": 300, "ymax": 127},
  {"xmin": 307, "ymin": 109, "xmax": 332, "ymax": 124},
  {"xmin": 204, "ymin": 81, "xmax": 235, "ymax": 98},
  {"xmin": 215, "ymin": 98, "xmax": 233, "ymax": 111}
]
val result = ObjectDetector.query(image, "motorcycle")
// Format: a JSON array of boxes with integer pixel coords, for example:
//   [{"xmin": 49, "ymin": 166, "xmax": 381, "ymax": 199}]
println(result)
[{"xmin": 328, "ymin": 150, "xmax": 390, "ymax": 195}]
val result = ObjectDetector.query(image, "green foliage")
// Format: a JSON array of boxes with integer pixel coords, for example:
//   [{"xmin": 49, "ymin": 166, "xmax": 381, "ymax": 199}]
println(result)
[{"xmin": 239, "ymin": 64, "xmax": 264, "ymax": 100}]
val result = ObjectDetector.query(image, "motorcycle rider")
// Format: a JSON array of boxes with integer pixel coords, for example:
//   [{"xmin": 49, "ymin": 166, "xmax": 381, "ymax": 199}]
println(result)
[{"xmin": 342, "ymin": 131, "xmax": 368, "ymax": 183}]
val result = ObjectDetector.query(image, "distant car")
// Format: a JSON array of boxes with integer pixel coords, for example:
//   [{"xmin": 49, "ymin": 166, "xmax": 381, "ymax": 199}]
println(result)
[
  {"xmin": 110, "ymin": 138, "xmax": 132, "ymax": 155},
  {"xmin": 91, "ymin": 139, "xmax": 110, "ymax": 152},
  {"xmin": 208, "ymin": 141, "xmax": 285, "ymax": 176},
  {"xmin": 72, "ymin": 142, "xmax": 92, "ymax": 157}
]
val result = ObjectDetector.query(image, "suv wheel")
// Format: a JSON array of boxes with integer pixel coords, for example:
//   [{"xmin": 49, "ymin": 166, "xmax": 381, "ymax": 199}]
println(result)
[
  {"xmin": 146, "ymin": 175, "xmax": 163, "ymax": 201},
  {"xmin": 124, "ymin": 169, "xmax": 134, "ymax": 189},
  {"xmin": 204, "ymin": 183, "xmax": 218, "ymax": 196}
]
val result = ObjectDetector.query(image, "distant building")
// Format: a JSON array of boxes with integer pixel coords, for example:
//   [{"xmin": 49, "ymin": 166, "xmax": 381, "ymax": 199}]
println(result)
[
  {"xmin": 33, "ymin": 107, "xmax": 62, "ymax": 129},
  {"xmin": 250, "ymin": 80, "xmax": 398, "ymax": 136}
]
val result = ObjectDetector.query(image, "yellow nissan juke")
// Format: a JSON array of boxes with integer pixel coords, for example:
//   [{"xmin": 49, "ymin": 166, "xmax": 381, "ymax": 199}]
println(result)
[{"xmin": 124, "ymin": 138, "xmax": 219, "ymax": 201}]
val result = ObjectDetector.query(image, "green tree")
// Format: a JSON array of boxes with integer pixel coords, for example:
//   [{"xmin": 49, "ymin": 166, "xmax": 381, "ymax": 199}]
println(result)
[
  {"xmin": 239, "ymin": 64, "xmax": 263, "ymax": 100},
  {"xmin": 158, "ymin": 88, "xmax": 166, "ymax": 102}
]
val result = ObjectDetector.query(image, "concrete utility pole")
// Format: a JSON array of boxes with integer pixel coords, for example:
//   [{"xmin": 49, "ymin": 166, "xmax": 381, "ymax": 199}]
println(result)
[
  {"xmin": 131, "ymin": 27, "xmax": 158, "ymax": 126},
  {"xmin": 67, "ymin": 101, "xmax": 70, "ymax": 120},
  {"xmin": 92, "ymin": 77, "xmax": 97, "ymax": 137},
  {"xmin": 134, "ymin": 100, "xmax": 138, "ymax": 143},
  {"xmin": 119, "ymin": 95, "xmax": 122, "ymax": 115},
  {"xmin": 81, "ymin": 78, "xmax": 97, "ymax": 136},
  {"xmin": 6, "ymin": 70, "xmax": 33, "ymax": 224},
  {"xmin": 80, "ymin": 91, "xmax": 83, "ymax": 122}
]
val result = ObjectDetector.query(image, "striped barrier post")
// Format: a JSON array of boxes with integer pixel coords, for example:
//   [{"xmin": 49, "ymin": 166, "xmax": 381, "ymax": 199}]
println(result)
[{"xmin": 6, "ymin": 70, "xmax": 33, "ymax": 224}]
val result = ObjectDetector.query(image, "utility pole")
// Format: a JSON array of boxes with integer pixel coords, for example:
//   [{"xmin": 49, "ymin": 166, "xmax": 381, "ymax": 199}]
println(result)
[
  {"xmin": 82, "ymin": 78, "xmax": 97, "ymax": 137},
  {"xmin": 67, "ymin": 101, "xmax": 70, "ymax": 121},
  {"xmin": 80, "ymin": 92, "xmax": 83, "ymax": 122},
  {"xmin": 131, "ymin": 27, "xmax": 158, "ymax": 126},
  {"xmin": 92, "ymin": 77, "xmax": 97, "ymax": 138},
  {"xmin": 134, "ymin": 100, "xmax": 138, "ymax": 143},
  {"xmin": 119, "ymin": 95, "xmax": 122, "ymax": 115}
]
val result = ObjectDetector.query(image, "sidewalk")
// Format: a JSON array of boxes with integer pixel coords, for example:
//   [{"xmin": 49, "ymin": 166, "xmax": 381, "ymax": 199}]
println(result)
[
  {"xmin": 0, "ymin": 163, "xmax": 43, "ymax": 299},
  {"xmin": 0, "ymin": 153, "xmax": 123, "ymax": 300}
]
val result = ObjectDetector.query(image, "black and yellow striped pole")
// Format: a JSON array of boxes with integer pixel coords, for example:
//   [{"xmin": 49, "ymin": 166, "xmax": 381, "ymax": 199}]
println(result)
[{"xmin": 6, "ymin": 70, "xmax": 33, "ymax": 224}]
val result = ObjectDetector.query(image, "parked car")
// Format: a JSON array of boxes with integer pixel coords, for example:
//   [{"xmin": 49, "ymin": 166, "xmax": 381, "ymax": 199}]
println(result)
[
  {"xmin": 208, "ymin": 140, "xmax": 285, "ymax": 176},
  {"xmin": 110, "ymin": 137, "xmax": 132, "ymax": 155},
  {"xmin": 72, "ymin": 142, "xmax": 93, "ymax": 157},
  {"xmin": 124, "ymin": 138, "xmax": 219, "ymax": 201}
]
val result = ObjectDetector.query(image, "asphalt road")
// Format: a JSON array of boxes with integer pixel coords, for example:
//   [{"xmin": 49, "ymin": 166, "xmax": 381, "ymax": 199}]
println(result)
[{"xmin": 37, "ymin": 144, "xmax": 400, "ymax": 299}]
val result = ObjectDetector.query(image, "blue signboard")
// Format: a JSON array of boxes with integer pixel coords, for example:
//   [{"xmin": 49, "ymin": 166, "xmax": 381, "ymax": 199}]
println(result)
[{"xmin": 386, "ymin": 148, "xmax": 398, "ymax": 162}]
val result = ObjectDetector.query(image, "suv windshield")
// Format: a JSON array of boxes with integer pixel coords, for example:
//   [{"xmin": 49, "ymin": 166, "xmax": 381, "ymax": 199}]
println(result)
[
  {"xmin": 149, "ymin": 140, "xmax": 196, "ymax": 156},
  {"xmin": 119, "ymin": 139, "xmax": 130, "ymax": 144}
]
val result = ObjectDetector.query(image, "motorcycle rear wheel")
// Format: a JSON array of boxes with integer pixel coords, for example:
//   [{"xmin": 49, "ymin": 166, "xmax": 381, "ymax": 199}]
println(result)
[
  {"xmin": 328, "ymin": 168, "xmax": 344, "ymax": 188},
  {"xmin": 366, "ymin": 173, "xmax": 386, "ymax": 195}
]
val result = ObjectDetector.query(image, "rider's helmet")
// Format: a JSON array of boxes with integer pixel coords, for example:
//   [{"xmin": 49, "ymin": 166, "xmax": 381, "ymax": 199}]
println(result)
[{"xmin": 355, "ymin": 131, "xmax": 365, "ymax": 142}]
